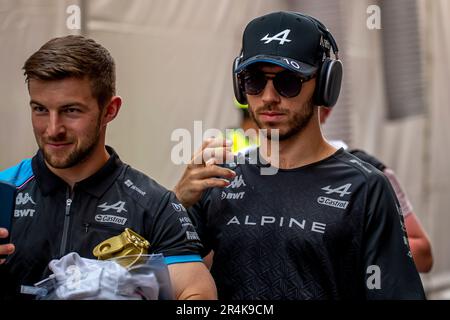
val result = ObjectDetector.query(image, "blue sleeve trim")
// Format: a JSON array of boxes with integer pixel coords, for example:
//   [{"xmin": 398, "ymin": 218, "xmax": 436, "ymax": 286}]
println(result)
[
  {"xmin": 0, "ymin": 159, "xmax": 33, "ymax": 187},
  {"xmin": 164, "ymin": 254, "xmax": 203, "ymax": 265}
]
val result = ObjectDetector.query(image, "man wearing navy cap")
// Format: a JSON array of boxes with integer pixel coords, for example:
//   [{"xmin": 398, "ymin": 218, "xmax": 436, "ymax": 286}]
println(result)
[{"xmin": 175, "ymin": 11, "xmax": 425, "ymax": 299}]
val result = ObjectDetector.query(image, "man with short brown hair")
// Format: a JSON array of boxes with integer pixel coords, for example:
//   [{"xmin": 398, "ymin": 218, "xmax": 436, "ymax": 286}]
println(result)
[{"xmin": 0, "ymin": 35, "xmax": 216, "ymax": 300}]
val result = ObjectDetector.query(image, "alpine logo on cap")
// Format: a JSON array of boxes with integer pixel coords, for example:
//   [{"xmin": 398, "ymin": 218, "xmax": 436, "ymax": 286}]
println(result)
[{"xmin": 260, "ymin": 29, "xmax": 292, "ymax": 45}]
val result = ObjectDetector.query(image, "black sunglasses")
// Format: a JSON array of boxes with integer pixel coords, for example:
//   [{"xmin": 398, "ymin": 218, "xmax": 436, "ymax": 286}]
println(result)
[{"xmin": 240, "ymin": 69, "xmax": 313, "ymax": 98}]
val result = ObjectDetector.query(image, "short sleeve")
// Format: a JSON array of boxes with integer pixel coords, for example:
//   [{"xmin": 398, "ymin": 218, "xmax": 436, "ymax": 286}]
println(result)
[
  {"xmin": 363, "ymin": 172, "xmax": 425, "ymax": 299},
  {"xmin": 145, "ymin": 191, "xmax": 203, "ymax": 264},
  {"xmin": 187, "ymin": 198, "xmax": 213, "ymax": 258}
]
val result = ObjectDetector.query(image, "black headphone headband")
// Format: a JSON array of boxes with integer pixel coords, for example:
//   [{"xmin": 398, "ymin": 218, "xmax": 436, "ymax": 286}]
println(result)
[{"xmin": 296, "ymin": 13, "xmax": 339, "ymax": 59}]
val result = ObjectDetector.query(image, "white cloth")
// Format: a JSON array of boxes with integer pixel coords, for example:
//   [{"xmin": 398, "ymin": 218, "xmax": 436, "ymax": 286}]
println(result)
[{"xmin": 44, "ymin": 252, "xmax": 159, "ymax": 300}]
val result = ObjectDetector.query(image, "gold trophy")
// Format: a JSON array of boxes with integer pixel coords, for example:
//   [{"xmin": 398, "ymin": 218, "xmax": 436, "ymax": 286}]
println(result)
[{"xmin": 93, "ymin": 228, "xmax": 150, "ymax": 268}]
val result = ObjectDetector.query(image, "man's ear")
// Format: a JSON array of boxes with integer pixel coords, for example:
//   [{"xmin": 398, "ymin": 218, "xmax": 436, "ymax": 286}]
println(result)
[
  {"xmin": 102, "ymin": 96, "xmax": 122, "ymax": 126},
  {"xmin": 319, "ymin": 106, "xmax": 331, "ymax": 125}
]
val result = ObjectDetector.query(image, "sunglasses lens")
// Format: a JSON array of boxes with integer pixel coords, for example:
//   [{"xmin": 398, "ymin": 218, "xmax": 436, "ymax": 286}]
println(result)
[
  {"xmin": 274, "ymin": 71, "xmax": 302, "ymax": 98},
  {"xmin": 242, "ymin": 69, "xmax": 305, "ymax": 97},
  {"xmin": 243, "ymin": 72, "xmax": 267, "ymax": 95}
]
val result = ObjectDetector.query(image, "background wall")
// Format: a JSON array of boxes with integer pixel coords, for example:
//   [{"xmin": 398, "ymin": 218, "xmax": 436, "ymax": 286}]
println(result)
[{"xmin": 1, "ymin": 0, "xmax": 449, "ymax": 297}]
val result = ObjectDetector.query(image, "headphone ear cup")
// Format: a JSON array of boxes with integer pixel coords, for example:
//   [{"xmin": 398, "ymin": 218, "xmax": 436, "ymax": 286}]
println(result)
[
  {"xmin": 313, "ymin": 59, "xmax": 330, "ymax": 106},
  {"xmin": 313, "ymin": 59, "xmax": 343, "ymax": 107},
  {"xmin": 323, "ymin": 59, "xmax": 343, "ymax": 107},
  {"xmin": 232, "ymin": 57, "xmax": 247, "ymax": 105}
]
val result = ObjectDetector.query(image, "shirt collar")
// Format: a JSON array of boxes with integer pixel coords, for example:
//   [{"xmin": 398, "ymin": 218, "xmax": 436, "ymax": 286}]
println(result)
[{"xmin": 32, "ymin": 146, "xmax": 124, "ymax": 198}]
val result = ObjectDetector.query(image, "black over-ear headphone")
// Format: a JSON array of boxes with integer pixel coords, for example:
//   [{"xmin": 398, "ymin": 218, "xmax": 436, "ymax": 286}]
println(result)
[
  {"xmin": 232, "ymin": 54, "xmax": 248, "ymax": 107},
  {"xmin": 233, "ymin": 14, "xmax": 343, "ymax": 108}
]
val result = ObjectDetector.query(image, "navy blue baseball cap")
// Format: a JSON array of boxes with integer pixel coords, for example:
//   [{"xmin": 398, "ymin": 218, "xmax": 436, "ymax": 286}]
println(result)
[{"xmin": 235, "ymin": 11, "xmax": 326, "ymax": 76}]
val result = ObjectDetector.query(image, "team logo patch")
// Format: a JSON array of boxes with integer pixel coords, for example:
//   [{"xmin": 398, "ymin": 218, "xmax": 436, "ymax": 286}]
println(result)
[
  {"xmin": 221, "ymin": 191, "xmax": 245, "ymax": 200},
  {"xmin": 98, "ymin": 201, "xmax": 127, "ymax": 213},
  {"xmin": 124, "ymin": 179, "xmax": 146, "ymax": 196},
  {"xmin": 95, "ymin": 214, "xmax": 127, "ymax": 225},
  {"xmin": 321, "ymin": 183, "xmax": 352, "ymax": 197},
  {"xmin": 14, "ymin": 192, "xmax": 37, "ymax": 218},
  {"xmin": 226, "ymin": 175, "xmax": 246, "ymax": 189},
  {"xmin": 179, "ymin": 216, "xmax": 193, "ymax": 227},
  {"xmin": 186, "ymin": 231, "xmax": 200, "ymax": 241},
  {"xmin": 14, "ymin": 209, "xmax": 36, "ymax": 218},
  {"xmin": 261, "ymin": 29, "xmax": 292, "ymax": 44},
  {"xmin": 16, "ymin": 192, "xmax": 36, "ymax": 205},
  {"xmin": 172, "ymin": 203, "xmax": 187, "ymax": 212},
  {"xmin": 317, "ymin": 196, "xmax": 349, "ymax": 210}
]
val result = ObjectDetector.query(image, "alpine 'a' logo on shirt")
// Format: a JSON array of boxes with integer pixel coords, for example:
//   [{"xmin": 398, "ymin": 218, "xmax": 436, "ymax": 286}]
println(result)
[
  {"xmin": 260, "ymin": 29, "xmax": 292, "ymax": 44},
  {"xmin": 318, "ymin": 184, "xmax": 351, "ymax": 210},
  {"xmin": 321, "ymin": 183, "xmax": 352, "ymax": 197},
  {"xmin": 16, "ymin": 193, "xmax": 36, "ymax": 205},
  {"xmin": 96, "ymin": 201, "xmax": 128, "ymax": 225},
  {"xmin": 98, "ymin": 201, "xmax": 128, "ymax": 213}
]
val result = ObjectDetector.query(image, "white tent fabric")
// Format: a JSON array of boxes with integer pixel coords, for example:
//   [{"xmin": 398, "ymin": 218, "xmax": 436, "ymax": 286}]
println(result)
[
  {"xmin": 0, "ymin": 0, "xmax": 81, "ymax": 168},
  {"xmin": 0, "ymin": 0, "xmax": 449, "ymax": 296}
]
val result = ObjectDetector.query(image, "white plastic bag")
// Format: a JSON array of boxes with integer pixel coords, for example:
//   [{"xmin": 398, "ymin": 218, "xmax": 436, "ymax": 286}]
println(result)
[{"xmin": 24, "ymin": 252, "xmax": 172, "ymax": 300}]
